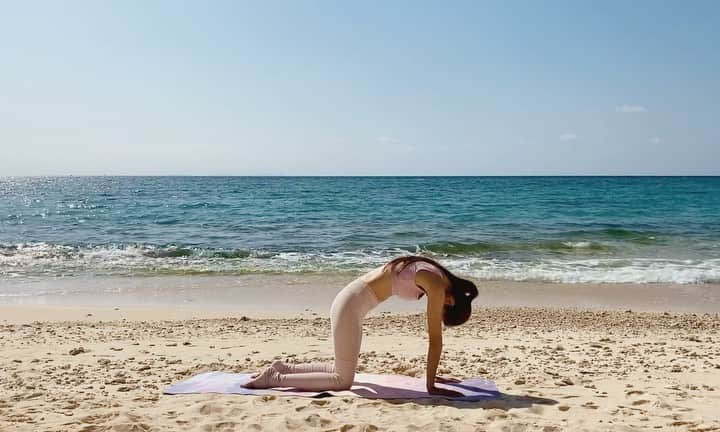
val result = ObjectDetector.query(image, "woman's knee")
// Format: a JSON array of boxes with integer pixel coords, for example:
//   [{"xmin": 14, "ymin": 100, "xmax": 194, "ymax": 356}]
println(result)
[{"xmin": 332, "ymin": 370, "xmax": 355, "ymax": 390}]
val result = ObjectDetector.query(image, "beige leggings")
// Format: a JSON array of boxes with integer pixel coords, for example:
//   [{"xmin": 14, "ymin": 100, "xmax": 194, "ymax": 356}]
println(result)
[{"xmin": 262, "ymin": 277, "xmax": 379, "ymax": 391}]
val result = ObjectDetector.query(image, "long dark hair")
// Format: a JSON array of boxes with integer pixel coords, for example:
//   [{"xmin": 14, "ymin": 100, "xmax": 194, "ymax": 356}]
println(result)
[{"xmin": 385, "ymin": 255, "xmax": 478, "ymax": 326}]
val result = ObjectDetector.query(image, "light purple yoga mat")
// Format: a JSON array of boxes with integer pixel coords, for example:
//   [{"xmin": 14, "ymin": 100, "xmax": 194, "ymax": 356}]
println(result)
[{"xmin": 165, "ymin": 372, "xmax": 500, "ymax": 400}]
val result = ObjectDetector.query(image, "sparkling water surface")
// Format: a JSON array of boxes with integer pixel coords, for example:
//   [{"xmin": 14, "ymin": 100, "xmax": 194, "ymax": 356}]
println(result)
[{"xmin": 1, "ymin": 176, "xmax": 719, "ymax": 285}]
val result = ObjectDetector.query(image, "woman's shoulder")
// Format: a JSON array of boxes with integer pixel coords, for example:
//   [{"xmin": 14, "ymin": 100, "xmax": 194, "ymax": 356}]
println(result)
[
  {"xmin": 414, "ymin": 262, "xmax": 449, "ymax": 292},
  {"xmin": 414, "ymin": 261, "xmax": 445, "ymax": 277}
]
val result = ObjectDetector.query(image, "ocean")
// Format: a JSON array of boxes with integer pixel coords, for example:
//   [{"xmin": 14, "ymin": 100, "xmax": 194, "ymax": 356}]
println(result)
[{"xmin": 1, "ymin": 176, "xmax": 719, "ymax": 288}]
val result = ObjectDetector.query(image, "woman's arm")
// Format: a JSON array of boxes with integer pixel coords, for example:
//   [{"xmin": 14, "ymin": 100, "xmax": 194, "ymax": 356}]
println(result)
[{"xmin": 416, "ymin": 270, "xmax": 462, "ymax": 397}]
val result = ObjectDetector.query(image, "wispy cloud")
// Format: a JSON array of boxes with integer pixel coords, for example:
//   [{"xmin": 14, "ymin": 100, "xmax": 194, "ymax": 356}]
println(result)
[
  {"xmin": 616, "ymin": 104, "xmax": 647, "ymax": 113},
  {"xmin": 376, "ymin": 136, "xmax": 416, "ymax": 152},
  {"xmin": 559, "ymin": 132, "xmax": 579, "ymax": 142},
  {"xmin": 376, "ymin": 136, "xmax": 400, "ymax": 144},
  {"xmin": 649, "ymin": 137, "xmax": 662, "ymax": 144}
]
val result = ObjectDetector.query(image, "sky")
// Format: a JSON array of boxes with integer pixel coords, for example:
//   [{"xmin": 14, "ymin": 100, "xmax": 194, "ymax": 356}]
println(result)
[{"xmin": 1, "ymin": 0, "xmax": 719, "ymax": 176}]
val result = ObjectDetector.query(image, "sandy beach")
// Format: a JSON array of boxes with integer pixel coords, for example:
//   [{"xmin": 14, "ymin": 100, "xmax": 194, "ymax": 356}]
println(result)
[
  {"xmin": 4, "ymin": 0, "xmax": 720, "ymax": 427},
  {"xmin": 2, "ymin": 291, "xmax": 719, "ymax": 431}
]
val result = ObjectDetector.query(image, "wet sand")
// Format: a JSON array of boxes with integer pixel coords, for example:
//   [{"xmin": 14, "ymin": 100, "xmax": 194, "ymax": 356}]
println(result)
[{"xmin": 3, "ymin": 275, "xmax": 720, "ymax": 313}]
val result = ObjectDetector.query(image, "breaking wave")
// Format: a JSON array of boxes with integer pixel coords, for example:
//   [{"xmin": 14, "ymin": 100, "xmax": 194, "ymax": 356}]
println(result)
[{"xmin": 1, "ymin": 242, "xmax": 719, "ymax": 284}]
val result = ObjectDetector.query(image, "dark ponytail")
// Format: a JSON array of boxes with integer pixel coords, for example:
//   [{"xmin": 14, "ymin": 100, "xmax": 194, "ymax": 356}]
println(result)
[{"xmin": 385, "ymin": 255, "xmax": 478, "ymax": 326}]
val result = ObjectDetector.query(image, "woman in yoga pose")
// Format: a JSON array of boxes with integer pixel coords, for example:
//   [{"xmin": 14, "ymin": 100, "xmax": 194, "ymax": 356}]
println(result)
[{"xmin": 244, "ymin": 255, "xmax": 478, "ymax": 397}]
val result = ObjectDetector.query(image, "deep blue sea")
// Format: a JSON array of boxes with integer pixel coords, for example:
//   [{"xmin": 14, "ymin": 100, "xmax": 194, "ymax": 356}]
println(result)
[{"xmin": 1, "ymin": 176, "xmax": 719, "ymax": 284}]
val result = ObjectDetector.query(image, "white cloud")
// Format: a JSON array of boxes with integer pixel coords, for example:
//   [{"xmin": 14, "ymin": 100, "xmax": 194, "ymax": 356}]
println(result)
[
  {"xmin": 616, "ymin": 104, "xmax": 647, "ymax": 113},
  {"xmin": 405, "ymin": 145, "xmax": 417, "ymax": 152},
  {"xmin": 649, "ymin": 137, "xmax": 662, "ymax": 144},
  {"xmin": 559, "ymin": 132, "xmax": 579, "ymax": 141},
  {"xmin": 376, "ymin": 136, "xmax": 400, "ymax": 144}
]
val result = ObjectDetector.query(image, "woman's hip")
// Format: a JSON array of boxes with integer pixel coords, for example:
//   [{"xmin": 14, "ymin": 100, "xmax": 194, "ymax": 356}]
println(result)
[{"xmin": 330, "ymin": 277, "xmax": 380, "ymax": 322}]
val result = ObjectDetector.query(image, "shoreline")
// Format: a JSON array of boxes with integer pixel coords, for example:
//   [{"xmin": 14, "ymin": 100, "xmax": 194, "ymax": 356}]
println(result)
[{"xmin": 2, "ymin": 274, "xmax": 720, "ymax": 315}]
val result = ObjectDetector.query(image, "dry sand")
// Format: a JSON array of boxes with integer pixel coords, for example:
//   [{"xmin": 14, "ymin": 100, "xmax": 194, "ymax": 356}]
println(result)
[{"xmin": 1, "ymin": 305, "xmax": 719, "ymax": 431}]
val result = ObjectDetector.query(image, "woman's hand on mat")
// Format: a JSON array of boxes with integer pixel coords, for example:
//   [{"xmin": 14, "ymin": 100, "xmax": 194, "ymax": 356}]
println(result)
[
  {"xmin": 426, "ymin": 385, "xmax": 463, "ymax": 397},
  {"xmin": 434, "ymin": 375, "xmax": 461, "ymax": 384}
]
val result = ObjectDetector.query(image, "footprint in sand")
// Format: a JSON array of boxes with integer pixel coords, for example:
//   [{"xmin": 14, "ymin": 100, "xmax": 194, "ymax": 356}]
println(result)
[
  {"xmin": 79, "ymin": 412, "xmax": 118, "ymax": 425},
  {"xmin": 340, "ymin": 424, "xmax": 378, "ymax": 432},
  {"xmin": 304, "ymin": 414, "xmax": 332, "ymax": 428},
  {"xmin": 197, "ymin": 402, "xmax": 225, "ymax": 415},
  {"xmin": 582, "ymin": 401, "xmax": 599, "ymax": 409},
  {"xmin": 202, "ymin": 421, "xmax": 237, "ymax": 432},
  {"xmin": 109, "ymin": 418, "xmax": 153, "ymax": 432}
]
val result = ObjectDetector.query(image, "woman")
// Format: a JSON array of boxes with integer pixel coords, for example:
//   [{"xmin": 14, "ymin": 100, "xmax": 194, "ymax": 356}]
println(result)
[{"xmin": 244, "ymin": 255, "xmax": 478, "ymax": 396}]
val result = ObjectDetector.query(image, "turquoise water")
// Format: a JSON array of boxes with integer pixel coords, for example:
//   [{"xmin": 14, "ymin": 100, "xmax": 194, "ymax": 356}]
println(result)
[{"xmin": 1, "ymin": 176, "xmax": 719, "ymax": 284}]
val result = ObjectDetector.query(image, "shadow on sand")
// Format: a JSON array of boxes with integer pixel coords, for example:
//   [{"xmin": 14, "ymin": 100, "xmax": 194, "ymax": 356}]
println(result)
[
  {"xmin": 383, "ymin": 392, "xmax": 558, "ymax": 410},
  {"xmin": 314, "ymin": 381, "xmax": 557, "ymax": 410}
]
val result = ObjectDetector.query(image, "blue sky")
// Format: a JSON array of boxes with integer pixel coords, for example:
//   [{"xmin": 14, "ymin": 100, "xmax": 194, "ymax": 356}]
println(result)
[{"xmin": 1, "ymin": 1, "xmax": 718, "ymax": 175}]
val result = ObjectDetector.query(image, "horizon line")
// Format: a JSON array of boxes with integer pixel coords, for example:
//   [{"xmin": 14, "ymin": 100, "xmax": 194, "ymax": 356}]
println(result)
[{"xmin": 2, "ymin": 174, "xmax": 719, "ymax": 178}]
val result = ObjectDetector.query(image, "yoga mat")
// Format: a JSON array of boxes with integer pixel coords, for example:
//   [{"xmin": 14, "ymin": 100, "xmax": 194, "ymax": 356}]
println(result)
[{"xmin": 165, "ymin": 372, "xmax": 500, "ymax": 401}]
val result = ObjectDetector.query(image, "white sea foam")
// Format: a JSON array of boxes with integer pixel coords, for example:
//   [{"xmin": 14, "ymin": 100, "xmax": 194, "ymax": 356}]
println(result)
[
  {"xmin": 460, "ymin": 258, "xmax": 720, "ymax": 284},
  {"xmin": 1, "ymin": 243, "xmax": 719, "ymax": 284},
  {"xmin": 561, "ymin": 241, "xmax": 593, "ymax": 248}
]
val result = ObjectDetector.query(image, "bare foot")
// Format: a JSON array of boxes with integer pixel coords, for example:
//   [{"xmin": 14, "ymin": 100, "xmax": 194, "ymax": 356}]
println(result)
[
  {"xmin": 243, "ymin": 366, "xmax": 279, "ymax": 389},
  {"xmin": 270, "ymin": 360, "xmax": 293, "ymax": 374}
]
